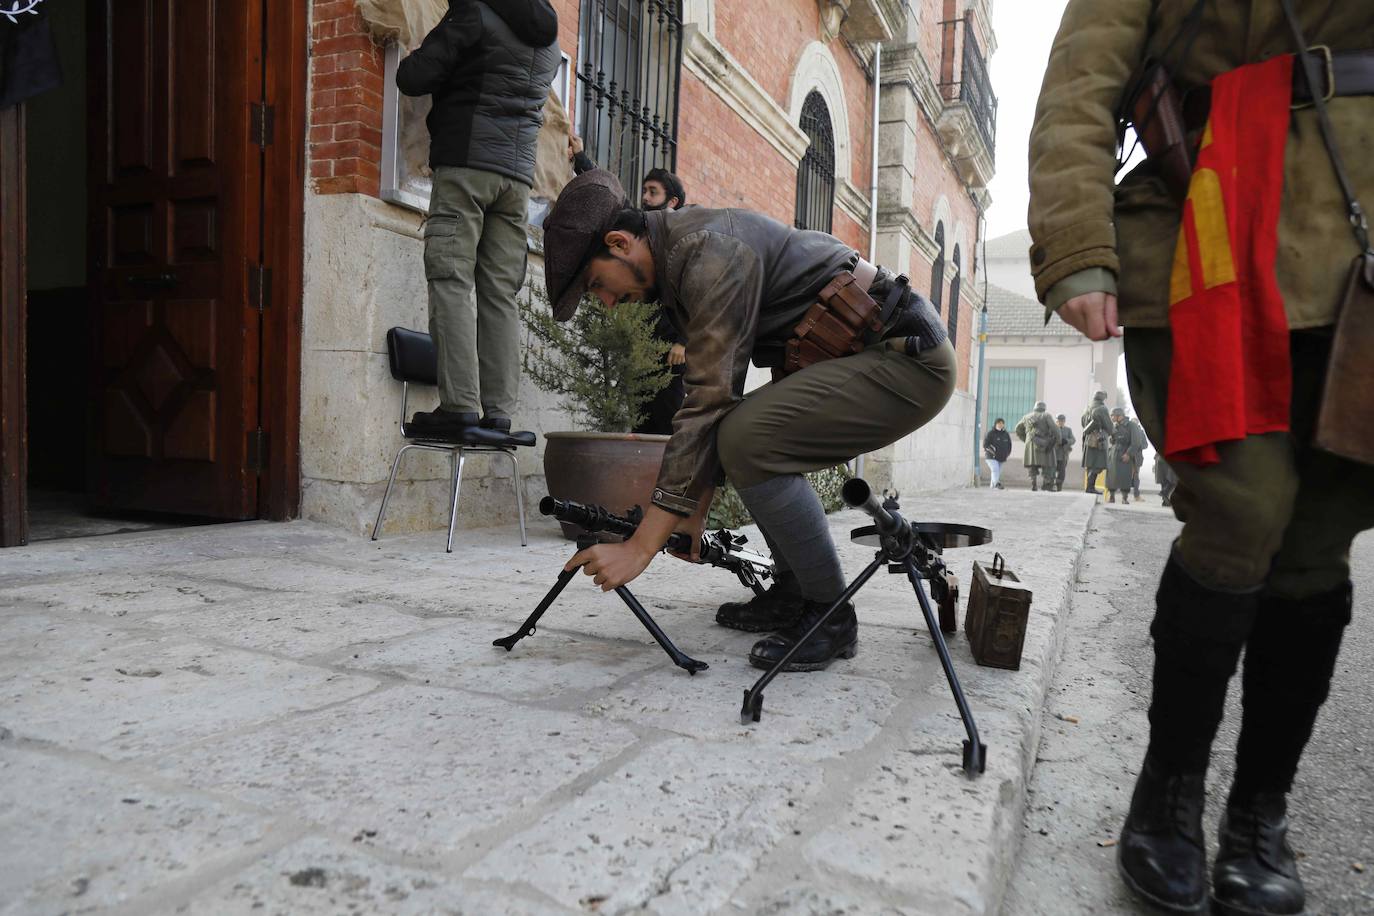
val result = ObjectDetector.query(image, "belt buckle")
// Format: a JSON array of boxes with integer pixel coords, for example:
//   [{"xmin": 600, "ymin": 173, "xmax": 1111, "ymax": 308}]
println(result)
[{"xmin": 1292, "ymin": 44, "xmax": 1335, "ymax": 110}]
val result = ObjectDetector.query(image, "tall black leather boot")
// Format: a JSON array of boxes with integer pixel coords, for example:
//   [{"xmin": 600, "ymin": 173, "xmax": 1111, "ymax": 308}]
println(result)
[
  {"xmin": 748, "ymin": 599, "xmax": 857, "ymax": 672},
  {"xmin": 716, "ymin": 570, "xmax": 805, "ymax": 633},
  {"xmin": 1086, "ymin": 469, "xmax": 1101, "ymax": 493},
  {"xmin": 1212, "ymin": 582, "xmax": 1352, "ymax": 916},
  {"xmin": 1118, "ymin": 553, "xmax": 1258, "ymax": 913}
]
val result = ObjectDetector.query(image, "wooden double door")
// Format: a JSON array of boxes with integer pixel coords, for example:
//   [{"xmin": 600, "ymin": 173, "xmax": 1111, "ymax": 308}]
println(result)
[
  {"xmin": 92, "ymin": 0, "xmax": 265, "ymax": 516},
  {"xmin": 0, "ymin": 0, "xmax": 304, "ymax": 544}
]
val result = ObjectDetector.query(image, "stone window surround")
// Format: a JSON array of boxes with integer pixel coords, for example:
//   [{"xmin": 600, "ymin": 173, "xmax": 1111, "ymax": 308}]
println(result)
[{"xmin": 680, "ymin": 0, "xmax": 873, "ymax": 230}]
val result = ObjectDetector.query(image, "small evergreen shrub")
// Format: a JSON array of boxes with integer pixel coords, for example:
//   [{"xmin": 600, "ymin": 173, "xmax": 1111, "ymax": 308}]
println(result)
[
  {"xmin": 706, "ymin": 464, "xmax": 853, "ymax": 529},
  {"xmin": 521, "ymin": 287, "xmax": 671, "ymax": 432}
]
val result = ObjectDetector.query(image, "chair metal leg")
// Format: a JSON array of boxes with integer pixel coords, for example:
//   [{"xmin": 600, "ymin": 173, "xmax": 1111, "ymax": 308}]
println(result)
[
  {"xmin": 506, "ymin": 450, "xmax": 528, "ymax": 547},
  {"xmin": 372, "ymin": 444, "xmax": 414, "ymax": 541},
  {"xmin": 446, "ymin": 448, "xmax": 466, "ymax": 553}
]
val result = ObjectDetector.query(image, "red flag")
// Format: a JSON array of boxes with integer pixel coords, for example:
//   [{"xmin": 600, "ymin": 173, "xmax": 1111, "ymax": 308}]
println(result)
[{"xmin": 1165, "ymin": 55, "xmax": 1293, "ymax": 466}]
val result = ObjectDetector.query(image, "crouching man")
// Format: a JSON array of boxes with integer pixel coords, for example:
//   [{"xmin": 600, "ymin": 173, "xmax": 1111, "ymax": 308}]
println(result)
[{"xmin": 542, "ymin": 170, "xmax": 954, "ymax": 671}]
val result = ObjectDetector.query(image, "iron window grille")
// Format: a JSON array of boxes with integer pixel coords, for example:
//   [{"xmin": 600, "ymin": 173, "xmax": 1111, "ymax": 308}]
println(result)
[
  {"xmin": 947, "ymin": 245, "xmax": 961, "ymax": 345},
  {"xmin": 939, "ymin": 12, "xmax": 998, "ymax": 156},
  {"xmin": 795, "ymin": 91, "xmax": 835, "ymax": 233},
  {"xmin": 577, "ymin": 0, "xmax": 683, "ymax": 197},
  {"xmin": 930, "ymin": 222, "xmax": 946, "ymax": 315}
]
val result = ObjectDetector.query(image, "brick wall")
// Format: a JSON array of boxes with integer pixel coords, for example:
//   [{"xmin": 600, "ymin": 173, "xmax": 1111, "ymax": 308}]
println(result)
[{"xmin": 309, "ymin": 0, "xmax": 385, "ymax": 196}]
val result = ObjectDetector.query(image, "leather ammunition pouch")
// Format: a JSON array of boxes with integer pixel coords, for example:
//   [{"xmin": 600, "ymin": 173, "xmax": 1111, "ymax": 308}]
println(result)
[{"xmin": 783, "ymin": 269, "xmax": 887, "ymax": 374}]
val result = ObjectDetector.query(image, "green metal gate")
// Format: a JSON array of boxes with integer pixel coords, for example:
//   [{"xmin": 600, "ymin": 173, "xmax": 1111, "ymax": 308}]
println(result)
[{"xmin": 987, "ymin": 367, "xmax": 1037, "ymax": 428}]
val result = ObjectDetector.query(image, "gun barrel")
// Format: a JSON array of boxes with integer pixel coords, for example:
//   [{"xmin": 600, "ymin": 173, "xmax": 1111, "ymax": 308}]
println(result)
[
  {"xmin": 538, "ymin": 497, "xmax": 640, "ymax": 539},
  {"xmin": 841, "ymin": 478, "xmax": 906, "ymax": 538}
]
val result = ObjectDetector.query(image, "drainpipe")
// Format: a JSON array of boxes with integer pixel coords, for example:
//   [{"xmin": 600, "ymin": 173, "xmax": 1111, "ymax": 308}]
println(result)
[
  {"xmin": 971, "ymin": 205, "xmax": 989, "ymax": 487},
  {"xmin": 856, "ymin": 40, "xmax": 882, "ymax": 482}
]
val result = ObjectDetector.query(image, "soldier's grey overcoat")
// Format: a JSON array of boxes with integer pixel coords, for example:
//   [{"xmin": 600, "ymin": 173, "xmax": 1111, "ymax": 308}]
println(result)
[
  {"xmin": 1016, "ymin": 408, "xmax": 1060, "ymax": 470},
  {"xmin": 1106, "ymin": 419, "xmax": 1146, "ymax": 492},
  {"xmin": 1081, "ymin": 400, "xmax": 1112, "ymax": 471}
]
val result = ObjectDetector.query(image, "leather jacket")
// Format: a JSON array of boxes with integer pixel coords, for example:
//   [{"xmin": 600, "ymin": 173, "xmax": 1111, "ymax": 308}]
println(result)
[{"xmin": 642, "ymin": 207, "xmax": 946, "ymax": 516}]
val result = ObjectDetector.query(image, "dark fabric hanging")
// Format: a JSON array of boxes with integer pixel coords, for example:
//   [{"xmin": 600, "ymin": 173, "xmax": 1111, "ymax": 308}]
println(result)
[{"xmin": 0, "ymin": 1, "xmax": 62, "ymax": 110}]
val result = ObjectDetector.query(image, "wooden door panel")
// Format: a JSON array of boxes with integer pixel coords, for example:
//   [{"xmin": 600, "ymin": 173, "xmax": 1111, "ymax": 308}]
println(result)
[{"xmin": 91, "ymin": 0, "xmax": 258, "ymax": 517}]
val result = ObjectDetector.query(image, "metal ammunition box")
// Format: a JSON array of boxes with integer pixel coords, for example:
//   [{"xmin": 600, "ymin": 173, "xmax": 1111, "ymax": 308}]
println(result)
[{"xmin": 965, "ymin": 553, "xmax": 1033, "ymax": 670}]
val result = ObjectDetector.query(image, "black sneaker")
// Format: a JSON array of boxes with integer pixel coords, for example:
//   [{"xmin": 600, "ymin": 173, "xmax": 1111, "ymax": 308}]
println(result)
[
  {"xmin": 481, "ymin": 416, "xmax": 512, "ymax": 432},
  {"xmin": 748, "ymin": 599, "xmax": 857, "ymax": 672},
  {"xmin": 716, "ymin": 578, "xmax": 805, "ymax": 633},
  {"xmin": 409, "ymin": 409, "xmax": 478, "ymax": 430}
]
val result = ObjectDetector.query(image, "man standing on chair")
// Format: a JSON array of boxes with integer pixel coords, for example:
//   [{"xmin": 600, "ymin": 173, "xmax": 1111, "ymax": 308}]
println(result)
[
  {"xmin": 634, "ymin": 168, "xmax": 689, "ymax": 436},
  {"xmin": 1029, "ymin": 2, "xmax": 1374, "ymax": 913},
  {"xmin": 540, "ymin": 169, "xmax": 954, "ymax": 673},
  {"xmin": 397, "ymin": 0, "xmax": 560, "ymax": 438}
]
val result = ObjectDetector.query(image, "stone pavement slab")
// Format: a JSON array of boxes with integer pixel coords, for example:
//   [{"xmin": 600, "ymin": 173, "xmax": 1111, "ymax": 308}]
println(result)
[{"xmin": 0, "ymin": 487, "xmax": 1095, "ymax": 915}]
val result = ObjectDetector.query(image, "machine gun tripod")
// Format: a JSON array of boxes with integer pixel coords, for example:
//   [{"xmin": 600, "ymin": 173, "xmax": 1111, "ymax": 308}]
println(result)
[
  {"xmin": 741, "ymin": 478, "xmax": 991, "ymax": 777},
  {"xmin": 493, "ymin": 497, "xmax": 774, "ymax": 675}
]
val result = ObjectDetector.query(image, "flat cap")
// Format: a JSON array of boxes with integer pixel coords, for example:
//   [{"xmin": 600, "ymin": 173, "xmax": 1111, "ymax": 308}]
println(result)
[
  {"xmin": 1111, "ymin": 407, "xmax": 1126, "ymax": 417},
  {"xmin": 1056, "ymin": 414, "xmax": 1067, "ymax": 420},
  {"xmin": 543, "ymin": 169, "xmax": 629, "ymax": 321}
]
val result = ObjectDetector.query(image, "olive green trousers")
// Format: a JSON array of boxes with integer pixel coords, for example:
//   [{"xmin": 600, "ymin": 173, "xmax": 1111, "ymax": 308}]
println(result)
[
  {"xmin": 716, "ymin": 339, "xmax": 957, "ymax": 488},
  {"xmin": 1124, "ymin": 328, "xmax": 1374, "ymax": 597},
  {"xmin": 424, "ymin": 166, "xmax": 530, "ymax": 418}
]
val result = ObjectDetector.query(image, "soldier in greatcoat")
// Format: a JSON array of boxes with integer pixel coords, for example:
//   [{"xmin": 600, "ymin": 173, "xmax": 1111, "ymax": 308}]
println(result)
[
  {"xmin": 1106, "ymin": 407, "xmax": 1144, "ymax": 503},
  {"xmin": 1015, "ymin": 401, "xmax": 1059, "ymax": 492},
  {"xmin": 1080, "ymin": 390, "xmax": 1112, "ymax": 493}
]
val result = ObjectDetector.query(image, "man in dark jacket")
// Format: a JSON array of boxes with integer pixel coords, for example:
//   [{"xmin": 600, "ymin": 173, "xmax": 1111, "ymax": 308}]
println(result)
[
  {"xmin": 983, "ymin": 418, "xmax": 1012, "ymax": 490},
  {"xmin": 633, "ymin": 170, "xmax": 688, "ymax": 436},
  {"xmin": 541, "ymin": 170, "xmax": 954, "ymax": 673},
  {"xmin": 1054, "ymin": 414, "xmax": 1075, "ymax": 492},
  {"xmin": 398, "ymin": 1, "xmax": 560, "ymax": 437}
]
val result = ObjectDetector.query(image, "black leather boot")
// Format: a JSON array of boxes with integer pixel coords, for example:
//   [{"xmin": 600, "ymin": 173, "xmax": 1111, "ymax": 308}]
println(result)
[
  {"xmin": 1210, "ymin": 582, "xmax": 1353, "ymax": 916},
  {"xmin": 1117, "ymin": 756, "xmax": 1208, "ymax": 913},
  {"xmin": 1233, "ymin": 583, "xmax": 1351, "ymax": 801},
  {"xmin": 1211, "ymin": 792, "xmax": 1304, "ymax": 916},
  {"xmin": 716, "ymin": 573, "xmax": 805, "ymax": 632},
  {"xmin": 1118, "ymin": 553, "xmax": 1258, "ymax": 913},
  {"xmin": 748, "ymin": 599, "xmax": 857, "ymax": 672}
]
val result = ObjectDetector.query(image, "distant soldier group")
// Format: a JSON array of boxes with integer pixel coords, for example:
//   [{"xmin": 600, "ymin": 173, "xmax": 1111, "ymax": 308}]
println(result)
[{"xmin": 1011, "ymin": 402, "xmax": 1076, "ymax": 492}]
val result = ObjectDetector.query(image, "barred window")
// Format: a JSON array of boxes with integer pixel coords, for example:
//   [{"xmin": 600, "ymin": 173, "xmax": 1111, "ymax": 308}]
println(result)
[
  {"xmin": 947, "ymin": 245, "xmax": 962, "ymax": 344},
  {"xmin": 577, "ymin": 0, "xmax": 683, "ymax": 196},
  {"xmin": 795, "ymin": 91, "xmax": 835, "ymax": 233},
  {"xmin": 930, "ymin": 222, "xmax": 946, "ymax": 315}
]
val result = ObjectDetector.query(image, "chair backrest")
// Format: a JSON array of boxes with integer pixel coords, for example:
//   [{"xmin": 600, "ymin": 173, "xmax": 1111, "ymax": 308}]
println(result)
[{"xmin": 386, "ymin": 327, "xmax": 438, "ymax": 385}]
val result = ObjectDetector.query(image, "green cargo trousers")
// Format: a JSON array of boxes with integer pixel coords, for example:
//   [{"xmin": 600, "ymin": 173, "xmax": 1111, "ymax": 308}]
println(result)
[
  {"xmin": 715, "ymin": 339, "xmax": 957, "ymax": 488},
  {"xmin": 424, "ymin": 166, "xmax": 530, "ymax": 418},
  {"xmin": 1124, "ymin": 328, "xmax": 1374, "ymax": 598}
]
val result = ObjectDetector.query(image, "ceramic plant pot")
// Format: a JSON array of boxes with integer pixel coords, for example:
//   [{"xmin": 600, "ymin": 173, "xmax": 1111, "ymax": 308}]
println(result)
[{"xmin": 542, "ymin": 431, "xmax": 670, "ymax": 540}]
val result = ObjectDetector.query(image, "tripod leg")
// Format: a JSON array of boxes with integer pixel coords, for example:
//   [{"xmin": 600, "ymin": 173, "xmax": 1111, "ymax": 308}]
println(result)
[
  {"xmin": 615, "ymin": 586, "xmax": 709, "ymax": 675},
  {"xmin": 905, "ymin": 558, "xmax": 986, "ymax": 778},
  {"xmin": 493, "ymin": 567, "xmax": 579, "ymax": 651},
  {"xmin": 741, "ymin": 555, "xmax": 887, "ymax": 725}
]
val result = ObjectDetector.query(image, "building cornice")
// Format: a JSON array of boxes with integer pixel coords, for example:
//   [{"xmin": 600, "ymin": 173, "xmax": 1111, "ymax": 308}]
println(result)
[
  {"xmin": 683, "ymin": 24, "xmax": 810, "ymax": 168},
  {"xmin": 837, "ymin": 178, "xmax": 872, "ymax": 229},
  {"xmin": 878, "ymin": 206, "xmax": 940, "ymax": 262},
  {"xmin": 879, "ymin": 41, "xmax": 944, "ymax": 125}
]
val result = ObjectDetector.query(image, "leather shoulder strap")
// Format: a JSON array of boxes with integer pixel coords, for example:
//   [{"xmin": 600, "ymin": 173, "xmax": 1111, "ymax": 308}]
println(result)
[{"xmin": 1279, "ymin": 0, "xmax": 1372, "ymax": 253}]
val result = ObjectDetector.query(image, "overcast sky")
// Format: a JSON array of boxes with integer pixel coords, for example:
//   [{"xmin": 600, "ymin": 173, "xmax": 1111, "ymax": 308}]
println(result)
[{"xmin": 984, "ymin": 0, "xmax": 1071, "ymax": 240}]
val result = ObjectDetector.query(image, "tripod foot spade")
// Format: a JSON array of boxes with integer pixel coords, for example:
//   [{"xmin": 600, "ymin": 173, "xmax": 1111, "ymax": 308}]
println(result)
[
  {"xmin": 492, "ymin": 628, "xmax": 533, "ymax": 652},
  {"xmin": 962, "ymin": 739, "xmax": 987, "ymax": 777},
  {"xmin": 679, "ymin": 657, "xmax": 709, "ymax": 675},
  {"xmin": 741, "ymin": 688, "xmax": 764, "ymax": 724}
]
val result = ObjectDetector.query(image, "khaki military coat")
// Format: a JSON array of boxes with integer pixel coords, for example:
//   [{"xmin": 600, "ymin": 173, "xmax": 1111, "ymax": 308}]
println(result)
[
  {"xmin": 1081, "ymin": 401, "xmax": 1112, "ymax": 470},
  {"xmin": 1015, "ymin": 409, "xmax": 1060, "ymax": 469},
  {"xmin": 1107, "ymin": 419, "xmax": 1147, "ymax": 491},
  {"xmin": 1029, "ymin": 0, "xmax": 1374, "ymax": 329}
]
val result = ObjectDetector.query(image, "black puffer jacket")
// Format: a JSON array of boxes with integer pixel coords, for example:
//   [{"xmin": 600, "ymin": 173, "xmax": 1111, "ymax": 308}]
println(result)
[{"xmin": 396, "ymin": 0, "xmax": 560, "ymax": 186}]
